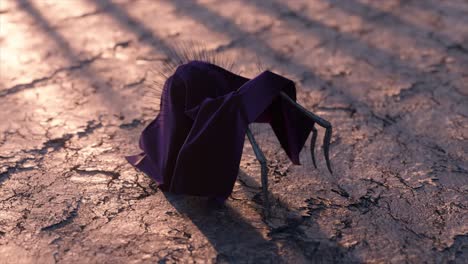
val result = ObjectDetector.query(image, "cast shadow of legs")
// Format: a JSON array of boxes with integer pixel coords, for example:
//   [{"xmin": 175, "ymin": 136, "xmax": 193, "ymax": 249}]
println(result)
[
  {"xmin": 164, "ymin": 170, "xmax": 361, "ymax": 263},
  {"xmin": 163, "ymin": 191, "xmax": 280, "ymax": 263}
]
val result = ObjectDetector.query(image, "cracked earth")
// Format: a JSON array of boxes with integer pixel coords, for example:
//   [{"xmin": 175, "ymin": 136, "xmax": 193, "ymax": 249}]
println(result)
[{"xmin": 0, "ymin": 0, "xmax": 467, "ymax": 263}]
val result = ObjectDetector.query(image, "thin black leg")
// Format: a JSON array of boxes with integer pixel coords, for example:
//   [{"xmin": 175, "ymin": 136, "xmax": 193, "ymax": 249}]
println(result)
[
  {"xmin": 310, "ymin": 126, "xmax": 318, "ymax": 168},
  {"xmin": 279, "ymin": 91, "xmax": 333, "ymax": 174},
  {"xmin": 246, "ymin": 127, "xmax": 270, "ymax": 216}
]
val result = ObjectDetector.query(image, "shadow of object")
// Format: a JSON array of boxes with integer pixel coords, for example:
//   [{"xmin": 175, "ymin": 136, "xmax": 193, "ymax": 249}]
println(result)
[
  {"xmin": 320, "ymin": 0, "xmax": 462, "ymax": 46},
  {"xmin": 16, "ymin": 0, "xmax": 124, "ymax": 111},
  {"xmin": 162, "ymin": 192, "xmax": 281, "ymax": 263},
  {"xmin": 91, "ymin": 0, "xmax": 175, "ymax": 56},
  {"xmin": 164, "ymin": 169, "xmax": 361, "ymax": 263}
]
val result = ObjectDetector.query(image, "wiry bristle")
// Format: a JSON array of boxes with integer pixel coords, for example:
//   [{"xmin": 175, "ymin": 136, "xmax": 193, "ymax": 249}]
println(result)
[
  {"xmin": 142, "ymin": 41, "xmax": 243, "ymax": 122},
  {"xmin": 160, "ymin": 41, "xmax": 237, "ymax": 76},
  {"xmin": 255, "ymin": 56, "xmax": 269, "ymax": 73}
]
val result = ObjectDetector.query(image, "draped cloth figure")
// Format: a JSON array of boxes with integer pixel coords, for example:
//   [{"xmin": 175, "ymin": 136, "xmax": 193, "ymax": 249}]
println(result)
[{"xmin": 126, "ymin": 61, "xmax": 315, "ymax": 199}]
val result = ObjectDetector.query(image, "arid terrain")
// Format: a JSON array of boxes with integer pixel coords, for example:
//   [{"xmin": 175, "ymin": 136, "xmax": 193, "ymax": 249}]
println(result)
[{"xmin": 0, "ymin": 0, "xmax": 467, "ymax": 263}]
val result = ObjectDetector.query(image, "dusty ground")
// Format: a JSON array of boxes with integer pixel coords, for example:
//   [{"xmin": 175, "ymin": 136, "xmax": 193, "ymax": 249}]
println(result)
[{"xmin": 1, "ymin": 0, "xmax": 467, "ymax": 263}]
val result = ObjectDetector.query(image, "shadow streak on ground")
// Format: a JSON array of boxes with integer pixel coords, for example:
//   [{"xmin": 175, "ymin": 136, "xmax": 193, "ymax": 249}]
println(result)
[
  {"xmin": 17, "ymin": 0, "xmax": 78, "ymax": 62},
  {"xmin": 163, "ymin": 0, "xmax": 430, "ymax": 132},
  {"xmin": 164, "ymin": 169, "xmax": 360, "ymax": 263},
  {"xmin": 16, "ymin": 0, "xmax": 123, "ymax": 112},
  {"xmin": 100, "ymin": 0, "xmax": 370, "ymax": 114},
  {"xmin": 260, "ymin": 0, "xmax": 468, "ymax": 160},
  {"xmin": 244, "ymin": 0, "xmax": 437, "ymax": 78},
  {"xmin": 257, "ymin": 0, "xmax": 467, "ymax": 102},
  {"xmin": 417, "ymin": 0, "xmax": 468, "ymax": 21},
  {"xmin": 321, "ymin": 0, "xmax": 462, "ymax": 47},
  {"xmin": 163, "ymin": 192, "xmax": 281, "ymax": 263},
  {"xmin": 90, "ymin": 0, "xmax": 177, "ymax": 58}
]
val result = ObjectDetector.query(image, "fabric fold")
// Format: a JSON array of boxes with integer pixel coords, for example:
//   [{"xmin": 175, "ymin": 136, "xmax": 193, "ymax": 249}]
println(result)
[{"xmin": 127, "ymin": 61, "xmax": 313, "ymax": 197}]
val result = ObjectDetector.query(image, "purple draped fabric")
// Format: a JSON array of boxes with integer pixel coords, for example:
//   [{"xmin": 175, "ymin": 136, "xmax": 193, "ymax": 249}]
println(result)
[{"xmin": 126, "ymin": 61, "xmax": 314, "ymax": 198}]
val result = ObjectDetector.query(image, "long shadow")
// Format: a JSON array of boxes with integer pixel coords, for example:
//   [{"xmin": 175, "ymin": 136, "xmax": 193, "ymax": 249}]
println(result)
[
  {"xmin": 163, "ymin": 0, "xmax": 445, "ymax": 121},
  {"xmin": 227, "ymin": 1, "xmax": 468, "ymax": 145},
  {"xmin": 165, "ymin": 169, "xmax": 361, "ymax": 263},
  {"xmin": 90, "ymin": 0, "xmax": 177, "ymax": 57},
  {"xmin": 160, "ymin": 0, "xmax": 464, "ymax": 162},
  {"xmin": 259, "ymin": 0, "xmax": 467, "ymax": 97},
  {"xmin": 240, "ymin": 0, "xmax": 440, "ymax": 78},
  {"xmin": 17, "ymin": 0, "xmax": 78, "ymax": 63},
  {"xmin": 418, "ymin": 0, "xmax": 468, "ymax": 20},
  {"xmin": 163, "ymin": 192, "xmax": 281, "ymax": 263},
  {"xmin": 164, "ymin": 0, "xmax": 336, "ymax": 73},
  {"xmin": 97, "ymin": 0, "xmax": 370, "ymax": 112},
  {"xmin": 16, "ymin": 0, "xmax": 124, "ymax": 112},
  {"xmin": 321, "ymin": 0, "xmax": 465, "ymax": 47},
  {"xmin": 160, "ymin": 0, "xmax": 396, "ymax": 138}
]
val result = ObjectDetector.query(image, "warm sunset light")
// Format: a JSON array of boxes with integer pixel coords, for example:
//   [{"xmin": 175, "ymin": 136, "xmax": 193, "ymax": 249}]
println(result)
[{"xmin": 0, "ymin": 0, "xmax": 467, "ymax": 263}]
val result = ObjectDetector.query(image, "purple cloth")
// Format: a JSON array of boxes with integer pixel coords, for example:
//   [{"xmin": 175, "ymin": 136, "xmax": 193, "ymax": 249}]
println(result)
[{"xmin": 126, "ymin": 61, "xmax": 314, "ymax": 198}]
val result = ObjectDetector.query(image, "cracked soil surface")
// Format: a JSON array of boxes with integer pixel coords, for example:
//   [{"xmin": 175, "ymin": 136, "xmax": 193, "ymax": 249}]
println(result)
[{"xmin": 0, "ymin": 0, "xmax": 467, "ymax": 263}]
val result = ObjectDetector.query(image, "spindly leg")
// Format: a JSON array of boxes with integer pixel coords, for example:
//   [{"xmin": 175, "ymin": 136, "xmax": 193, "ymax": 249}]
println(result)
[
  {"xmin": 246, "ymin": 127, "xmax": 270, "ymax": 216},
  {"xmin": 310, "ymin": 126, "xmax": 318, "ymax": 169},
  {"xmin": 279, "ymin": 91, "xmax": 333, "ymax": 173}
]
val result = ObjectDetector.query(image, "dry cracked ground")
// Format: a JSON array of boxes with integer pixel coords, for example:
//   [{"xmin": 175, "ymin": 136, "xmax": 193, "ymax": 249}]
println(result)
[{"xmin": 0, "ymin": 0, "xmax": 467, "ymax": 263}]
